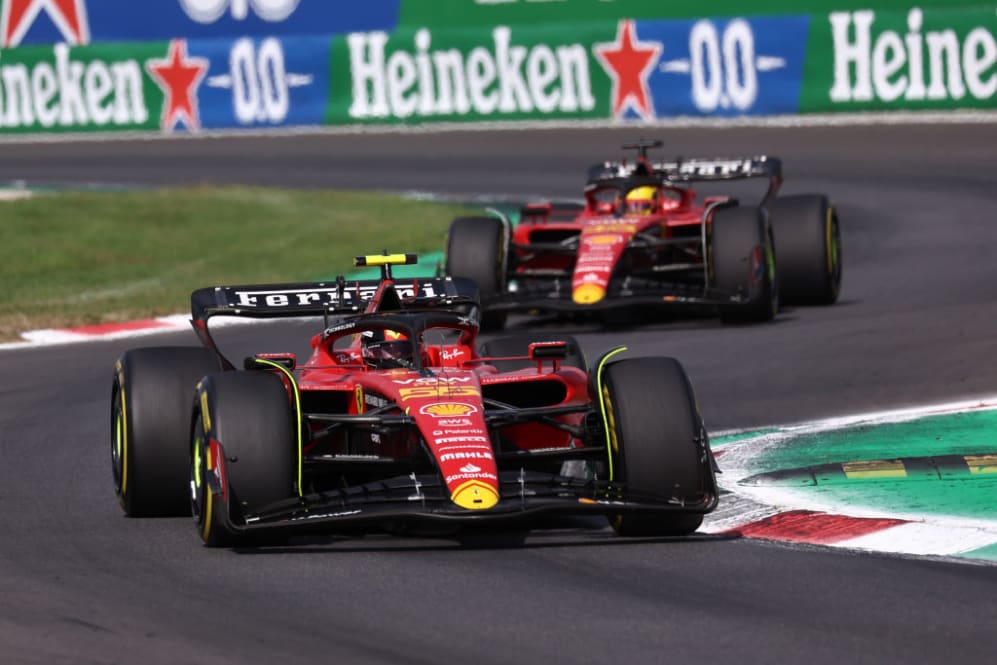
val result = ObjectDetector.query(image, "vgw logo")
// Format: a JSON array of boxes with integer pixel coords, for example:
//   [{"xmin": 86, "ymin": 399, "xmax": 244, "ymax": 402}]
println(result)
[{"xmin": 179, "ymin": 0, "xmax": 301, "ymax": 23}]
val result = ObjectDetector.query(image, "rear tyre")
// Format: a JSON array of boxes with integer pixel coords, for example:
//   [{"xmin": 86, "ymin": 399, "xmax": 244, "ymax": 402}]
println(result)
[
  {"xmin": 111, "ymin": 347, "xmax": 219, "ymax": 517},
  {"xmin": 478, "ymin": 333, "xmax": 587, "ymax": 372},
  {"xmin": 445, "ymin": 216, "xmax": 508, "ymax": 331},
  {"xmin": 191, "ymin": 372, "xmax": 295, "ymax": 547},
  {"xmin": 710, "ymin": 205, "xmax": 778, "ymax": 323},
  {"xmin": 600, "ymin": 357, "xmax": 714, "ymax": 536},
  {"xmin": 766, "ymin": 194, "xmax": 841, "ymax": 305}
]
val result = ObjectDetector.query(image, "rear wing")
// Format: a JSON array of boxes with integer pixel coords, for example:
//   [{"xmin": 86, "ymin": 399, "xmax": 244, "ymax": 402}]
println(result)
[
  {"xmin": 587, "ymin": 155, "xmax": 783, "ymax": 200},
  {"xmin": 653, "ymin": 156, "xmax": 781, "ymax": 183},
  {"xmin": 190, "ymin": 275, "xmax": 479, "ymax": 323}
]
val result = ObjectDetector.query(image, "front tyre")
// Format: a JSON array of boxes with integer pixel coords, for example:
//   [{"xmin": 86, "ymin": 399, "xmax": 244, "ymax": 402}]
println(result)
[
  {"xmin": 445, "ymin": 216, "xmax": 508, "ymax": 331},
  {"xmin": 600, "ymin": 357, "xmax": 716, "ymax": 536},
  {"xmin": 111, "ymin": 347, "xmax": 219, "ymax": 516},
  {"xmin": 191, "ymin": 371, "xmax": 296, "ymax": 547}
]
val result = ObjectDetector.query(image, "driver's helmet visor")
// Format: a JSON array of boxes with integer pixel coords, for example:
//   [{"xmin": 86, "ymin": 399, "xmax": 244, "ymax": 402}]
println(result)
[
  {"xmin": 625, "ymin": 186, "xmax": 657, "ymax": 215},
  {"xmin": 366, "ymin": 339, "xmax": 413, "ymax": 360}
]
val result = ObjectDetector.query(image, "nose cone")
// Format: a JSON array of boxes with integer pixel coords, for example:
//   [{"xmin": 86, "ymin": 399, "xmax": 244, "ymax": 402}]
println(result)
[
  {"xmin": 451, "ymin": 479, "xmax": 500, "ymax": 510},
  {"xmin": 572, "ymin": 283, "xmax": 606, "ymax": 305}
]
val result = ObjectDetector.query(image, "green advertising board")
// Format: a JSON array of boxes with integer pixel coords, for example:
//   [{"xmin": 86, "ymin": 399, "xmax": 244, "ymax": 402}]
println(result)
[
  {"xmin": 398, "ymin": 0, "xmax": 991, "ymax": 28},
  {"xmin": 327, "ymin": 23, "xmax": 619, "ymax": 125},
  {"xmin": 801, "ymin": 6, "xmax": 997, "ymax": 112},
  {"xmin": 0, "ymin": 2, "xmax": 993, "ymax": 137},
  {"xmin": 0, "ymin": 42, "xmax": 167, "ymax": 134}
]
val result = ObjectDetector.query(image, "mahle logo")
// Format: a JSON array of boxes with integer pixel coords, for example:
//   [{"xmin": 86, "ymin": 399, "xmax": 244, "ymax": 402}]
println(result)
[
  {"xmin": 829, "ymin": 8, "xmax": 997, "ymax": 104},
  {"xmin": 348, "ymin": 26, "xmax": 596, "ymax": 119}
]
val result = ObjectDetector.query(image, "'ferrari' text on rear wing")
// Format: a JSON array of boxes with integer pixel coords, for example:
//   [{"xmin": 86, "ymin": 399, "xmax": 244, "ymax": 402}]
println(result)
[
  {"xmin": 190, "ymin": 276, "xmax": 478, "ymax": 322},
  {"xmin": 587, "ymin": 155, "xmax": 783, "ymax": 200}
]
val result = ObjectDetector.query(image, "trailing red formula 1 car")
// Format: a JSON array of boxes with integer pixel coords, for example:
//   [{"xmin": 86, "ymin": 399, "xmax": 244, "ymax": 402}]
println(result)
[
  {"xmin": 110, "ymin": 254, "xmax": 718, "ymax": 546},
  {"xmin": 445, "ymin": 139, "xmax": 841, "ymax": 329}
]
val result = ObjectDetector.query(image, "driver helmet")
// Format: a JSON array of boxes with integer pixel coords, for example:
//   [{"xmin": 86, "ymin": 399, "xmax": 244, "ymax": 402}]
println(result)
[
  {"xmin": 361, "ymin": 330, "xmax": 414, "ymax": 369},
  {"xmin": 625, "ymin": 186, "xmax": 659, "ymax": 215}
]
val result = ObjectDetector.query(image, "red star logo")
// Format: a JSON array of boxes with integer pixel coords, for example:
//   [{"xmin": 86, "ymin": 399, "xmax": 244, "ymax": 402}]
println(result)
[
  {"xmin": 1, "ymin": 0, "xmax": 89, "ymax": 48},
  {"xmin": 594, "ymin": 20, "xmax": 662, "ymax": 120},
  {"xmin": 146, "ymin": 40, "xmax": 210, "ymax": 132}
]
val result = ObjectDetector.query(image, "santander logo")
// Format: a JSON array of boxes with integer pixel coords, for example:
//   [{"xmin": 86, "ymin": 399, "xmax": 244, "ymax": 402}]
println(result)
[{"xmin": 179, "ymin": 0, "xmax": 301, "ymax": 23}]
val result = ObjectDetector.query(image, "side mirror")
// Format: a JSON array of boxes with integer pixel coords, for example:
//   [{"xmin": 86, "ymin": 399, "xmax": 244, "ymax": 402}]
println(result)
[
  {"xmin": 244, "ymin": 353, "xmax": 297, "ymax": 371},
  {"xmin": 528, "ymin": 341, "xmax": 568, "ymax": 362}
]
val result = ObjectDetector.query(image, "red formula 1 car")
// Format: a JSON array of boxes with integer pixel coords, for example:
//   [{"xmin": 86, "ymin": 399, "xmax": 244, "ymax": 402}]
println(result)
[
  {"xmin": 444, "ymin": 140, "xmax": 841, "ymax": 329},
  {"xmin": 110, "ymin": 254, "xmax": 717, "ymax": 546}
]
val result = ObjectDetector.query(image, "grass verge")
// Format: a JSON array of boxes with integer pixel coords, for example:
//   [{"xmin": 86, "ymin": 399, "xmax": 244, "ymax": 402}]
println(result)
[{"xmin": 0, "ymin": 186, "xmax": 475, "ymax": 342}]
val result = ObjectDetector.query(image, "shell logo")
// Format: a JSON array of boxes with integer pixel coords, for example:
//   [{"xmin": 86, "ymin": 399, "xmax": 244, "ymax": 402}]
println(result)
[
  {"xmin": 585, "ymin": 234, "xmax": 622, "ymax": 245},
  {"xmin": 420, "ymin": 402, "xmax": 478, "ymax": 417}
]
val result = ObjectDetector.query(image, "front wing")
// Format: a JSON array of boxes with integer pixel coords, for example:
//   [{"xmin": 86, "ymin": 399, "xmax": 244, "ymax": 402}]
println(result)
[
  {"xmin": 491, "ymin": 276, "xmax": 754, "ymax": 313},
  {"xmin": 215, "ymin": 470, "xmax": 718, "ymax": 536}
]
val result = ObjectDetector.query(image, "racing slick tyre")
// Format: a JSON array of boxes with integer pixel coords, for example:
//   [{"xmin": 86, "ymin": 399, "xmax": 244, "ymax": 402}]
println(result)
[
  {"xmin": 445, "ymin": 216, "xmax": 508, "ymax": 331},
  {"xmin": 765, "ymin": 194, "xmax": 842, "ymax": 306},
  {"xmin": 191, "ymin": 371, "xmax": 295, "ymax": 547},
  {"xmin": 710, "ymin": 205, "xmax": 778, "ymax": 323},
  {"xmin": 111, "ymin": 347, "xmax": 220, "ymax": 517},
  {"xmin": 600, "ymin": 357, "xmax": 712, "ymax": 537},
  {"xmin": 478, "ymin": 333, "xmax": 587, "ymax": 372}
]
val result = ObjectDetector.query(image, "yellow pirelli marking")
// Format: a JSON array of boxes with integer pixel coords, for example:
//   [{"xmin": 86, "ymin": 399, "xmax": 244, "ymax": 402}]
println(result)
[
  {"xmin": 964, "ymin": 455, "xmax": 997, "ymax": 475},
  {"xmin": 200, "ymin": 390, "xmax": 211, "ymax": 433},
  {"xmin": 595, "ymin": 346, "xmax": 628, "ymax": 481},
  {"xmin": 826, "ymin": 207, "xmax": 834, "ymax": 274},
  {"xmin": 202, "ymin": 487, "xmax": 213, "ymax": 542},
  {"xmin": 842, "ymin": 460, "xmax": 907, "ymax": 479},
  {"xmin": 119, "ymin": 389, "xmax": 128, "ymax": 495}
]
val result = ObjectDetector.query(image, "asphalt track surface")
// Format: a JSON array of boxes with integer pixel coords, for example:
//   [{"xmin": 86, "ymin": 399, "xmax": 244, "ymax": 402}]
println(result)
[{"xmin": 2, "ymin": 125, "xmax": 997, "ymax": 664}]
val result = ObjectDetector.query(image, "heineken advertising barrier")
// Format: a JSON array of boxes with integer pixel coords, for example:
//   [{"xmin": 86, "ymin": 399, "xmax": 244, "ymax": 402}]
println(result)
[{"xmin": 0, "ymin": 1, "xmax": 992, "ymax": 135}]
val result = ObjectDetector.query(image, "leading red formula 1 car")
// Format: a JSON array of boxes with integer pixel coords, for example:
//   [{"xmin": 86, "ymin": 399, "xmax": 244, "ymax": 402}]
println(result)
[
  {"xmin": 445, "ymin": 140, "xmax": 841, "ymax": 329},
  {"xmin": 110, "ymin": 254, "xmax": 718, "ymax": 546}
]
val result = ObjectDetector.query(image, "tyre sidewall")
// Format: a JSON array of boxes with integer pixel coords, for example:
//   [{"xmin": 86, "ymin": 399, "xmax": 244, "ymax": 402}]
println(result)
[{"xmin": 112, "ymin": 347, "xmax": 218, "ymax": 516}]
